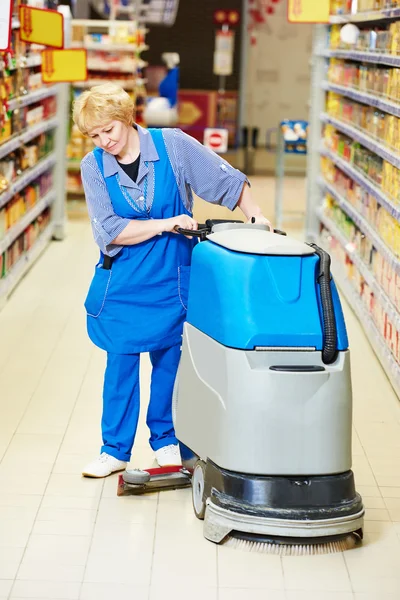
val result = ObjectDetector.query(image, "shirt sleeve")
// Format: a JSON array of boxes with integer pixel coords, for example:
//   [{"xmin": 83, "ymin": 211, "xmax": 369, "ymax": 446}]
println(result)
[
  {"xmin": 164, "ymin": 128, "xmax": 250, "ymax": 211},
  {"xmin": 80, "ymin": 153, "xmax": 131, "ymax": 256}
]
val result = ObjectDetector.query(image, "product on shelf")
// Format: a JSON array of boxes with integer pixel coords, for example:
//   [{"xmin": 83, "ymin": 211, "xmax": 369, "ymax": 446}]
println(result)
[
  {"xmin": 323, "ymin": 121, "xmax": 400, "ymax": 202},
  {"xmin": 0, "ymin": 131, "xmax": 55, "ymax": 193},
  {"xmin": 328, "ymin": 59, "xmax": 400, "ymax": 101},
  {"xmin": 320, "ymin": 223, "xmax": 400, "ymax": 366},
  {"xmin": 0, "ymin": 169, "xmax": 54, "ymax": 242},
  {"xmin": 321, "ymin": 156, "xmax": 400, "ymax": 257},
  {"xmin": 326, "ymin": 91, "xmax": 400, "ymax": 151},
  {"xmin": 1, "ymin": 207, "xmax": 51, "ymax": 280},
  {"xmin": 329, "ymin": 21, "xmax": 400, "ymax": 55}
]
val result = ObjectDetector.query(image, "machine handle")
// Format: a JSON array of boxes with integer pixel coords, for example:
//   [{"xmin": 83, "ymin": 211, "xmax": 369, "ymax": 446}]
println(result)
[
  {"xmin": 174, "ymin": 226, "xmax": 209, "ymax": 240},
  {"xmin": 270, "ymin": 365, "xmax": 325, "ymax": 372}
]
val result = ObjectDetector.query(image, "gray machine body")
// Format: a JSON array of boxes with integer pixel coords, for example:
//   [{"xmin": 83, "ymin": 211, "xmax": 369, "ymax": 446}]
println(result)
[{"xmin": 174, "ymin": 323, "xmax": 353, "ymax": 476}]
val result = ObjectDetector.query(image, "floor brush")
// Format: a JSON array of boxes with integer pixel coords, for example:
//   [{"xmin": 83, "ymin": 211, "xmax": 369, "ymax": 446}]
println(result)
[{"xmin": 222, "ymin": 530, "xmax": 363, "ymax": 555}]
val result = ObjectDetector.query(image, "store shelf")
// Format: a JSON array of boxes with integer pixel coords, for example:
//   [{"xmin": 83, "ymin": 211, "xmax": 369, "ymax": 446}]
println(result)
[
  {"xmin": 317, "ymin": 207, "xmax": 400, "ymax": 329},
  {"xmin": 321, "ymin": 113, "xmax": 400, "ymax": 170},
  {"xmin": 0, "ymin": 153, "xmax": 56, "ymax": 210},
  {"xmin": 0, "ymin": 190, "xmax": 55, "ymax": 255},
  {"xmin": 320, "ymin": 146, "xmax": 400, "ymax": 221},
  {"xmin": 321, "ymin": 49, "xmax": 400, "ymax": 68},
  {"xmin": 67, "ymin": 161, "xmax": 81, "ymax": 172},
  {"xmin": 330, "ymin": 7, "xmax": 400, "ymax": 23},
  {"xmin": 8, "ymin": 86, "xmax": 58, "ymax": 111},
  {"xmin": 86, "ymin": 61, "xmax": 137, "ymax": 73},
  {"xmin": 71, "ymin": 41, "xmax": 148, "ymax": 53},
  {"xmin": 318, "ymin": 177, "xmax": 400, "ymax": 276},
  {"xmin": 8, "ymin": 55, "xmax": 42, "ymax": 71},
  {"xmin": 0, "ymin": 223, "xmax": 54, "ymax": 306},
  {"xmin": 67, "ymin": 188, "xmax": 85, "ymax": 196},
  {"xmin": 73, "ymin": 80, "xmax": 136, "ymax": 90},
  {"xmin": 0, "ymin": 117, "xmax": 58, "ymax": 160},
  {"xmin": 322, "ymin": 81, "xmax": 400, "ymax": 118},
  {"xmin": 317, "ymin": 216, "xmax": 400, "ymax": 397}
]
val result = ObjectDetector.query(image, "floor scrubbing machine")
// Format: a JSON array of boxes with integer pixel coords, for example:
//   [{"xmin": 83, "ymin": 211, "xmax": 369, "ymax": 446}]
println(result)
[{"xmin": 119, "ymin": 220, "xmax": 364, "ymax": 554}]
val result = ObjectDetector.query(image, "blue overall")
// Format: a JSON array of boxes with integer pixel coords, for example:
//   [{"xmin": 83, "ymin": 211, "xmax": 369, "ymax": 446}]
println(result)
[{"xmin": 84, "ymin": 129, "xmax": 195, "ymax": 461}]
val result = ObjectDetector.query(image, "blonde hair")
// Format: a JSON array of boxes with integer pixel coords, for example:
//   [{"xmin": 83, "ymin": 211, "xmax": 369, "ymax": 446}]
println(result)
[{"xmin": 72, "ymin": 83, "xmax": 135, "ymax": 135}]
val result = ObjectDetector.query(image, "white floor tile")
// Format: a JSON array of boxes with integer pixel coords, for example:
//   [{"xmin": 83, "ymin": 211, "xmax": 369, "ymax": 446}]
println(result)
[
  {"xmin": 10, "ymin": 579, "xmax": 81, "ymax": 599},
  {"xmin": 286, "ymin": 593, "xmax": 354, "ymax": 600},
  {"xmin": 0, "ymin": 580, "xmax": 13, "ymax": 597},
  {"xmin": 282, "ymin": 554, "xmax": 352, "ymax": 592},
  {"xmin": 150, "ymin": 585, "xmax": 217, "ymax": 600},
  {"xmin": 79, "ymin": 582, "xmax": 149, "ymax": 600},
  {"xmin": 218, "ymin": 546, "xmax": 284, "ymax": 590}
]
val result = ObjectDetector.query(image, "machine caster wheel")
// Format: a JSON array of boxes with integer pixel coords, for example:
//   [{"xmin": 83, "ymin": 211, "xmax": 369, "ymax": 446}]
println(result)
[{"xmin": 192, "ymin": 460, "xmax": 207, "ymax": 520}]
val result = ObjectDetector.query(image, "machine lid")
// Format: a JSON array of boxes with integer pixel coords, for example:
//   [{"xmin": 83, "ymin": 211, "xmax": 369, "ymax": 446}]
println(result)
[{"xmin": 207, "ymin": 226, "xmax": 316, "ymax": 256}]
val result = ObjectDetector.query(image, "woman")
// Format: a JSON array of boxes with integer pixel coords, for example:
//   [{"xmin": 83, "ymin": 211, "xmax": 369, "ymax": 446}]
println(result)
[{"xmin": 73, "ymin": 83, "xmax": 270, "ymax": 478}]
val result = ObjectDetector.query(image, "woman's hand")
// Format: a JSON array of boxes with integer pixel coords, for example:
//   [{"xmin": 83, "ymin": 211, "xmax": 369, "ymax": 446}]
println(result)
[
  {"xmin": 164, "ymin": 215, "xmax": 198, "ymax": 238},
  {"xmin": 248, "ymin": 214, "xmax": 273, "ymax": 230}
]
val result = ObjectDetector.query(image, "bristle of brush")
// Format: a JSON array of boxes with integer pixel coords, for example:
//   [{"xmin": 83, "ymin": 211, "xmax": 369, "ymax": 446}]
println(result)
[{"xmin": 223, "ymin": 534, "xmax": 359, "ymax": 556}]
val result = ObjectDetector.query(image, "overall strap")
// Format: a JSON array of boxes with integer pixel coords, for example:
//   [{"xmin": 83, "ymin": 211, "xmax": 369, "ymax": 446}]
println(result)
[{"xmin": 92, "ymin": 147, "xmax": 105, "ymax": 176}]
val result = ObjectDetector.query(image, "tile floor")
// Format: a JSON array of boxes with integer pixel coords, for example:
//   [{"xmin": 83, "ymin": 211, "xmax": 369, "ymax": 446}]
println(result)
[{"xmin": 1, "ymin": 177, "xmax": 400, "ymax": 599}]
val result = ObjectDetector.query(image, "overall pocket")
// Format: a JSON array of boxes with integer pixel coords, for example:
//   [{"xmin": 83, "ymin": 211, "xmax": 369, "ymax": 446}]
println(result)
[
  {"xmin": 84, "ymin": 266, "xmax": 112, "ymax": 318},
  {"xmin": 178, "ymin": 265, "xmax": 191, "ymax": 311}
]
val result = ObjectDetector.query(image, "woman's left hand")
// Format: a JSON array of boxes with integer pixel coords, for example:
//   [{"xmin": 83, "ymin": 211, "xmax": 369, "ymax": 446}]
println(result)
[{"xmin": 248, "ymin": 214, "xmax": 273, "ymax": 231}]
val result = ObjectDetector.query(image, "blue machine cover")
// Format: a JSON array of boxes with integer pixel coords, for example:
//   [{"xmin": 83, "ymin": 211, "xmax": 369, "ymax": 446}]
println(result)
[{"xmin": 186, "ymin": 240, "xmax": 349, "ymax": 351}]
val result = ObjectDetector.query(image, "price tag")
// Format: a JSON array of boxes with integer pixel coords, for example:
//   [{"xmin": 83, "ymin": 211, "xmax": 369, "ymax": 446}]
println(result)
[
  {"xmin": 288, "ymin": 0, "xmax": 330, "ymax": 23},
  {"xmin": 41, "ymin": 49, "xmax": 87, "ymax": 83},
  {"xmin": 19, "ymin": 6, "xmax": 64, "ymax": 48}
]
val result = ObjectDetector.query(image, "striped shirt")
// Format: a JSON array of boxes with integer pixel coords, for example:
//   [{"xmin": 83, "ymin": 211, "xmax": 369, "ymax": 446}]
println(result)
[{"xmin": 80, "ymin": 124, "xmax": 249, "ymax": 256}]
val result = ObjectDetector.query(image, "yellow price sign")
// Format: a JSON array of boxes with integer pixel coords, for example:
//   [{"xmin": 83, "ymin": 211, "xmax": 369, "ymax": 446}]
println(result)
[
  {"xmin": 41, "ymin": 49, "xmax": 88, "ymax": 83},
  {"xmin": 19, "ymin": 6, "xmax": 64, "ymax": 48},
  {"xmin": 288, "ymin": 0, "xmax": 330, "ymax": 23}
]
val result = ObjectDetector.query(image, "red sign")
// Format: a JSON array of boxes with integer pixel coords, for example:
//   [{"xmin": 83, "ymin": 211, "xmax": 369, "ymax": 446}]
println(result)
[{"xmin": 204, "ymin": 128, "xmax": 229, "ymax": 153}]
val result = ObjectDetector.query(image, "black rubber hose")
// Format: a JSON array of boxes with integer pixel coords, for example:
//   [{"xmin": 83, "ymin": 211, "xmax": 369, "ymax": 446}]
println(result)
[{"xmin": 309, "ymin": 244, "xmax": 338, "ymax": 365}]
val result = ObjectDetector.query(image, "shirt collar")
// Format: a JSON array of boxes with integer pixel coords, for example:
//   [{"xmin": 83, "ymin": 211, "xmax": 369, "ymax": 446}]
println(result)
[{"xmin": 102, "ymin": 124, "xmax": 159, "ymax": 178}]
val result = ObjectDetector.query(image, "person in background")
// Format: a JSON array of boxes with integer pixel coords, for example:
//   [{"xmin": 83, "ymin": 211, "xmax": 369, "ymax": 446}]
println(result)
[{"xmin": 73, "ymin": 83, "xmax": 270, "ymax": 478}]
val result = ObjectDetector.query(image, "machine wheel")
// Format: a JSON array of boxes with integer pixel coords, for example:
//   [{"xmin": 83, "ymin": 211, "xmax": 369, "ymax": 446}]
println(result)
[{"xmin": 192, "ymin": 460, "xmax": 207, "ymax": 520}]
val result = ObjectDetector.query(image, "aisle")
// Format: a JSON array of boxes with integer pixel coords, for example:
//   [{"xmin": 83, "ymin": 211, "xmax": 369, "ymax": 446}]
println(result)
[{"xmin": 1, "ymin": 184, "xmax": 400, "ymax": 600}]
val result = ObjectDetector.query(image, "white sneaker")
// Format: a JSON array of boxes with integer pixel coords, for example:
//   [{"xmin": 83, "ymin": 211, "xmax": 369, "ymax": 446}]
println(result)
[
  {"xmin": 155, "ymin": 444, "xmax": 182, "ymax": 467},
  {"xmin": 82, "ymin": 453, "xmax": 127, "ymax": 478}
]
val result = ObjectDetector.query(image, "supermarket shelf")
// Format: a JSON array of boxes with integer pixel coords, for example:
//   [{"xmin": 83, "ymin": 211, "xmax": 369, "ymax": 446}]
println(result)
[
  {"xmin": 320, "ymin": 146, "xmax": 400, "ymax": 221},
  {"xmin": 0, "ymin": 190, "xmax": 55, "ymax": 255},
  {"xmin": 322, "ymin": 81, "xmax": 400, "ymax": 119},
  {"xmin": 67, "ymin": 161, "xmax": 81, "ymax": 172},
  {"xmin": 0, "ymin": 223, "xmax": 54, "ymax": 305},
  {"xmin": 8, "ymin": 55, "xmax": 42, "ymax": 71},
  {"xmin": 86, "ymin": 62, "xmax": 137, "ymax": 73},
  {"xmin": 71, "ymin": 41, "xmax": 148, "ymax": 53},
  {"xmin": 73, "ymin": 80, "xmax": 136, "ymax": 90},
  {"xmin": 318, "ymin": 177, "xmax": 400, "ymax": 276},
  {"xmin": 67, "ymin": 189, "xmax": 85, "ymax": 196},
  {"xmin": 8, "ymin": 86, "xmax": 58, "ymax": 111},
  {"xmin": 321, "ymin": 49, "xmax": 400, "ymax": 68},
  {"xmin": 0, "ymin": 117, "xmax": 58, "ymax": 160},
  {"xmin": 317, "ymin": 218, "xmax": 400, "ymax": 397},
  {"xmin": 0, "ymin": 153, "xmax": 56, "ymax": 210},
  {"xmin": 330, "ymin": 7, "xmax": 400, "ymax": 23},
  {"xmin": 321, "ymin": 112, "xmax": 400, "ymax": 170},
  {"xmin": 317, "ymin": 207, "xmax": 400, "ymax": 331}
]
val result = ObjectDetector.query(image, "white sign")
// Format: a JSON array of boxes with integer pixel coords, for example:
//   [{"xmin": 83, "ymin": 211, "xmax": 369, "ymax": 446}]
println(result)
[
  {"xmin": 213, "ymin": 30, "xmax": 234, "ymax": 76},
  {"xmin": 0, "ymin": 0, "xmax": 12, "ymax": 51},
  {"xmin": 204, "ymin": 128, "xmax": 229, "ymax": 154}
]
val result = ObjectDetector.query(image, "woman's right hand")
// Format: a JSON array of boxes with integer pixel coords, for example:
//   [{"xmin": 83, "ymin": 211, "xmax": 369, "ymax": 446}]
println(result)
[{"xmin": 164, "ymin": 215, "xmax": 198, "ymax": 238}]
